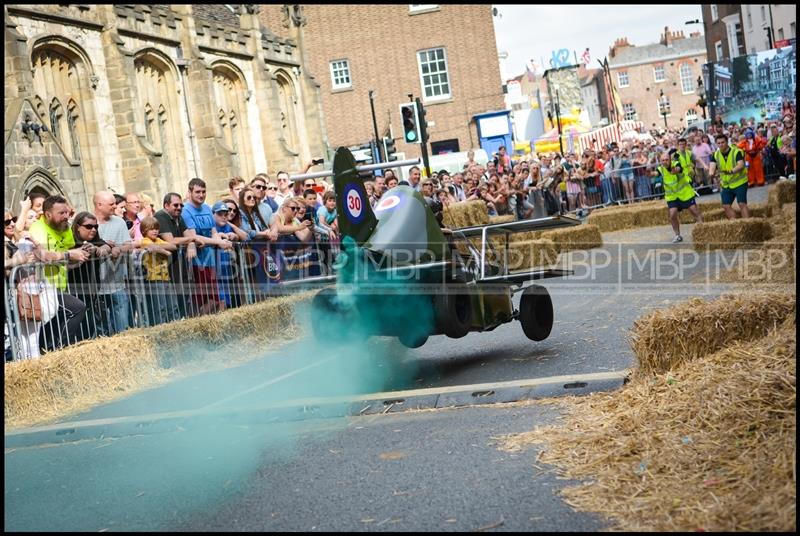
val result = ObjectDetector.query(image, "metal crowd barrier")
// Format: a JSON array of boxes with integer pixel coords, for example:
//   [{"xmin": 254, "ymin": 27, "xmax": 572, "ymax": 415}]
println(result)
[{"xmin": 4, "ymin": 238, "xmax": 338, "ymax": 362}]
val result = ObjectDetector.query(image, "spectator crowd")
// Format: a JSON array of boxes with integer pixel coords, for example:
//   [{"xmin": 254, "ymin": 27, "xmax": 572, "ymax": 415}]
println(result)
[{"xmin": 4, "ymin": 111, "xmax": 796, "ymax": 361}]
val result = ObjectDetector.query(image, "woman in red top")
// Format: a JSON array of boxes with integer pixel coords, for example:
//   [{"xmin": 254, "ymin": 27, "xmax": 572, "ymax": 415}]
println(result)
[
  {"xmin": 737, "ymin": 128, "xmax": 766, "ymax": 187},
  {"xmin": 495, "ymin": 145, "xmax": 512, "ymax": 174}
]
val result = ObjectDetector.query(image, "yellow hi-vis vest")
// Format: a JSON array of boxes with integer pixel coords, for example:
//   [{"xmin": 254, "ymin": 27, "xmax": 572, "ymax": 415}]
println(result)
[
  {"xmin": 713, "ymin": 146, "xmax": 748, "ymax": 190},
  {"xmin": 659, "ymin": 166, "xmax": 696, "ymax": 202},
  {"xmin": 675, "ymin": 149, "xmax": 695, "ymax": 180}
]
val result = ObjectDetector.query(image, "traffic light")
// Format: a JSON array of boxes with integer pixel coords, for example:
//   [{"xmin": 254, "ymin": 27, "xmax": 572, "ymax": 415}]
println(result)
[
  {"xmin": 382, "ymin": 137, "xmax": 398, "ymax": 161},
  {"xmin": 400, "ymin": 102, "xmax": 420, "ymax": 144}
]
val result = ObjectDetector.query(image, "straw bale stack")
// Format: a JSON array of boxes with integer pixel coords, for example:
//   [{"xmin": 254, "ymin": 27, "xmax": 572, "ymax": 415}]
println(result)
[
  {"xmin": 507, "ymin": 239, "xmax": 559, "ymax": 271},
  {"xmin": 780, "ymin": 202, "xmax": 796, "ymax": 222},
  {"xmin": 488, "ymin": 214, "xmax": 516, "ymax": 225},
  {"xmin": 629, "ymin": 292, "xmax": 795, "ymax": 376},
  {"xmin": 692, "ymin": 218, "xmax": 773, "ymax": 251},
  {"xmin": 768, "ymin": 180, "xmax": 796, "ymax": 208},
  {"xmin": 628, "ymin": 205, "xmax": 670, "ymax": 227},
  {"xmin": 703, "ymin": 204, "xmax": 769, "ymax": 222},
  {"xmin": 540, "ymin": 224, "xmax": 602, "ymax": 253},
  {"xmin": 500, "ymin": 313, "xmax": 796, "ymax": 531},
  {"xmin": 4, "ymin": 334, "xmax": 163, "ymax": 430},
  {"xmin": 586, "ymin": 208, "xmax": 637, "ymax": 232},
  {"xmin": 442, "ymin": 200, "xmax": 489, "ymax": 229},
  {"xmin": 5, "ymin": 293, "xmax": 311, "ymax": 430}
]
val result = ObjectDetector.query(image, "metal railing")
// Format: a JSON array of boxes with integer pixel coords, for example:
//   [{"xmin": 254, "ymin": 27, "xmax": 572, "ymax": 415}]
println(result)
[{"xmin": 4, "ymin": 238, "xmax": 340, "ymax": 362}]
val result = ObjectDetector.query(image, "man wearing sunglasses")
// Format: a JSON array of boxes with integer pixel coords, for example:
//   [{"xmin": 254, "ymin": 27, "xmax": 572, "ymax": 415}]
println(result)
[
  {"xmin": 155, "ymin": 192, "xmax": 197, "ymax": 320},
  {"xmin": 250, "ymin": 175, "xmax": 279, "ymax": 231}
]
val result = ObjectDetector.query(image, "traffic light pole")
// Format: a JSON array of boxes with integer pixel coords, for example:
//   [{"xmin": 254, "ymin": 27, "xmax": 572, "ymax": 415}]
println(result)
[
  {"xmin": 415, "ymin": 97, "xmax": 431, "ymax": 177},
  {"xmin": 369, "ymin": 90, "xmax": 381, "ymax": 163}
]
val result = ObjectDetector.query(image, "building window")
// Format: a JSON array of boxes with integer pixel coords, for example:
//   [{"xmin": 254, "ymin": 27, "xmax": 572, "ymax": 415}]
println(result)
[
  {"xmin": 715, "ymin": 41, "xmax": 724, "ymax": 61},
  {"xmin": 657, "ymin": 95, "xmax": 671, "ymax": 116},
  {"xmin": 711, "ymin": 5, "xmax": 718, "ymax": 21},
  {"xmin": 760, "ymin": 6, "xmax": 765, "ymax": 21},
  {"xmin": 623, "ymin": 103, "xmax": 637, "ymax": 120},
  {"xmin": 617, "ymin": 71, "xmax": 629, "ymax": 88},
  {"xmin": 653, "ymin": 65, "xmax": 665, "ymax": 82},
  {"xmin": 329, "ymin": 59, "xmax": 351, "ymax": 90},
  {"xmin": 791, "ymin": 22, "xmax": 796, "ymax": 38},
  {"xmin": 746, "ymin": 9, "xmax": 752, "ymax": 28},
  {"xmin": 418, "ymin": 47, "xmax": 451, "ymax": 101},
  {"xmin": 680, "ymin": 63, "xmax": 695, "ymax": 94},
  {"xmin": 778, "ymin": 28, "xmax": 785, "ymax": 41}
]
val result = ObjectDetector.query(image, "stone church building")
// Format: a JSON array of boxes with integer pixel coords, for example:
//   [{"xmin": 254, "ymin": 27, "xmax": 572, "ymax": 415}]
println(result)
[{"xmin": 4, "ymin": 4, "xmax": 329, "ymax": 211}]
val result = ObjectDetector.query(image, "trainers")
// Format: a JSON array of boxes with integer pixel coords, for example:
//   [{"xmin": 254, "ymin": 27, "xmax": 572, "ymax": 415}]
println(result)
[{"xmin": 672, "ymin": 234, "xmax": 683, "ymax": 243}]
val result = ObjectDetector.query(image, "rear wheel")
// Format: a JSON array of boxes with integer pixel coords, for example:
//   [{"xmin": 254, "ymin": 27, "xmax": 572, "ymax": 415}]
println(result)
[
  {"xmin": 518, "ymin": 285, "xmax": 553, "ymax": 342},
  {"xmin": 398, "ymin": 332, "xmax": 428, "ymax": 349},
  {"xmin": 435, "ymin": 293, "xmax": 472, "ymax": 338}
]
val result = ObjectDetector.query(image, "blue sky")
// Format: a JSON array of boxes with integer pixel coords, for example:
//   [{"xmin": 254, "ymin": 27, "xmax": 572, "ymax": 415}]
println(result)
[{"xmin": 492, "ymin": 4, "xmax": 705, "ymax": 80}]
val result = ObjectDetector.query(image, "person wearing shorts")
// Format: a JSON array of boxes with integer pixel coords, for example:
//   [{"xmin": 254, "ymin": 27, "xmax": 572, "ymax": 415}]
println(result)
[
  {"xmin": 708, "ymin": 134, "xmax": 749, "ymax": 220},
  {"xmin": 654, "ymin": 152, "xmax": 703, "ymax": 243}
]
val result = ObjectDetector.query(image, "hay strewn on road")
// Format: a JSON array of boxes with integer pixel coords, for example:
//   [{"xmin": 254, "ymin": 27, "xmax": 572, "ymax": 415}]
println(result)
[{"xmin": 498, "ymin": 296, "xmax": 796, "ymax": 532}]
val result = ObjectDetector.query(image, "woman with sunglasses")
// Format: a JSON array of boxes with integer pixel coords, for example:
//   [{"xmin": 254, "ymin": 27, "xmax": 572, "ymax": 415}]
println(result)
[
  {"xmin": 276, "ymin": 198, "xmax": 314, "ymax": 243},
  {"xmin": 69, "ymin": 212, "xmax": 112, "ymax": 341},
  {"xmin": 238, "ymin": 188, "xmax": 278, "ymax": 241}
]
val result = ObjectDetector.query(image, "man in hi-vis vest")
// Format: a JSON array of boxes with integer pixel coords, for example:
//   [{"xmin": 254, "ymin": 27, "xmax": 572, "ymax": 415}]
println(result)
[
  {"xmin": 708, "ymin": 133, "xmax": 749, "ymax": 220},
  {"xmin": 652, "ymin": 151, "xmax": 703, "ymax": 243}
]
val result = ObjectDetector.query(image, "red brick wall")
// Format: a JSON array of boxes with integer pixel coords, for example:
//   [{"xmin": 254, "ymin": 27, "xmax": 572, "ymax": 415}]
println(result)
[{"xmin": 260, "ymin": 5, "xmax": 505, "ymax": 158}]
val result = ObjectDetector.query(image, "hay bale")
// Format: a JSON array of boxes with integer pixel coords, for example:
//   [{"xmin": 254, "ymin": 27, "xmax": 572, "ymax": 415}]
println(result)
[
  {"xmin": 747, "ymin": 202, "xmax": 770, "ymax": 218},
  {"xmin": 692, "ymin": 218, "xmax": 773, "ymax": 251},
  {"xmin": 780, "ymin": 202, "xmax": 796, "ymax": 221},
  {"xmin": 502, "ymin": 316, "xmax": 796, "ymax": 531},
  {"xmin": 507, "ymin": 239, "xmax": 558, "ymax": 271},
  {"xmin": 443, "ymin": 200, "xmax": 489, "ymax": 229},
  {"xmin": 540, "ymin": 224, "xmax": 602, "ymax": 253},
  {"xmin": 704, "ymin": 204, "xmax": 769, "ymax": 222},
  {"xmin": 4, "ymin": 334, "xmax": 162, "ymax": 430},
  {"xmin": 629, "ymin": 205, "xmax": 669, "ymax": 228},
  {"xmin": 630, "ymin": 292, "xmax": 795, "ymax": 376},
  {"xmin": 488, "ymin": 214, "xmax": 516, "ymax": 225},
  {"xmin": 4, "ymin": 293, "xmax": 311, "ymax": 430},
  {"xmin": 772, "ymin": 180, "xmax": 796, "ymax": 207},
  {"xmin": 586, "ymin": 208, "xmax": 637, "ymax": 232}
]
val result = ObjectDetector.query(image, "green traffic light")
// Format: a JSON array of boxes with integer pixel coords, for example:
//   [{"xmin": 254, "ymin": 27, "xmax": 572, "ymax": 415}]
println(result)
[{"xmin": 406, "ymin": 131, "xmax": 417, "ymax": 142}]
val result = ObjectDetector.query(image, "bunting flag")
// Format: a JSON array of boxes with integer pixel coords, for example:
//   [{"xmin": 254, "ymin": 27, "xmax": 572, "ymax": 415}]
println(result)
[{"xmin": 581, "ymin": 47, "xmax": 591, "ymax": 67}]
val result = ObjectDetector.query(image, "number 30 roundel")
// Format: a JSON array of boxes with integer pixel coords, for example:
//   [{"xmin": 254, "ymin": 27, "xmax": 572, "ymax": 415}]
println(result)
[{"xmin": 343, "ymin": 183, "xmax": 365, "ymax": 224}]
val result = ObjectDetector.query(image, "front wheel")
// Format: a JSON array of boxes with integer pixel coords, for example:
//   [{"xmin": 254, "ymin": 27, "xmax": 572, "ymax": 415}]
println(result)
[{"xmin": 518, "ymin": 284, "xmax": 554, "ymax": 342}]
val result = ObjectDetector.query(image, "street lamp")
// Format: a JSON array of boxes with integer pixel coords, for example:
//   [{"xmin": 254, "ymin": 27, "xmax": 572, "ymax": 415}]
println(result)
[
  {"xmin": 696, "ymin": 76, "xmax": 707, "ymax": 120},
  {"xmin": 659, "ymin": 89, "xmax": 668, "ymax": 129}
]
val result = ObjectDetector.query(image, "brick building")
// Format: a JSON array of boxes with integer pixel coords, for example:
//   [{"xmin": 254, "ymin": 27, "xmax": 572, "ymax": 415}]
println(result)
[
  {"xmin": 608, "ymin": 28, "xmax": 707, "ymax": 131},
  {"xmin": 259, "ymin": 4, "xmax": 505, "ymax": 160},
  {"xmin": 4, "ymin": 5, "xmax": 328, "ymax": 211},
  {"xmin": 701, "ymin": 4, "xmax": 745, "ymax": 62}
]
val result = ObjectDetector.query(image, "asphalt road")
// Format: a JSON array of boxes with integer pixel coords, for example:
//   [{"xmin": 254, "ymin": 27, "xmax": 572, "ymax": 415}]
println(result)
[{"xmin": 4, "ymin": 187, "xmax": 772, "ymax": 531}]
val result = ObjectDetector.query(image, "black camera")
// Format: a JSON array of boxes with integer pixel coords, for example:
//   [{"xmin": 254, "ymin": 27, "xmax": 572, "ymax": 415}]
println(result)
[{"xmin": 312, "ymin": 158, "xmax": 324, "ymax": 165}]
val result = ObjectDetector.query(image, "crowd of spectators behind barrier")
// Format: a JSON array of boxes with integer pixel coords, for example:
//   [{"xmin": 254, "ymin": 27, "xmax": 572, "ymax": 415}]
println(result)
[{"xmin": 3, "ymin": 111, "xmax": 796, "ymax": 361}]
